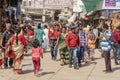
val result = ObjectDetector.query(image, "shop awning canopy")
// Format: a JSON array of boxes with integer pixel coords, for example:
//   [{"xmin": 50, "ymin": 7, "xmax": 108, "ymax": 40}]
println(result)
[
  {"xmin": 82, "ymin": 0, "xmax": 103, "ymax": 13},
  {"xmin": 28, "ymin": 12, "xmax": 42, "ymax": 17}
]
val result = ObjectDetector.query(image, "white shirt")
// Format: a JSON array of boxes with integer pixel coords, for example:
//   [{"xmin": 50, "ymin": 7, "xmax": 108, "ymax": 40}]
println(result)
[{"xmin": 43, "ymin": 28, "xmax": 48, "ymax": 39}]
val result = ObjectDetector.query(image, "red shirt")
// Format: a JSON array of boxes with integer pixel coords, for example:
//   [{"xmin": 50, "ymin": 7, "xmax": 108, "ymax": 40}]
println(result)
[
  {"xmin": 27, "ymin": 29, "xmax": 34, "ymax": 36},
  {"xmin": 53, "ymin": 30, "xmax": 60, "ymax": 42},
  {"xmin": 48, "ymin": 28, "xmax": 54, "ymax": 40},
  {"xmin": 112, "ymin": 30, "xmax": 120, "ymax": 43},
  {"xmin": 66, "ymin": 32, "xmax": 80, "ymax": 47}
]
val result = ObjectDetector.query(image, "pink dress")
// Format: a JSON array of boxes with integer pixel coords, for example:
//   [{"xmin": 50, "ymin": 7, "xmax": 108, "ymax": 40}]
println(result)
[
  {"xmin": 31, "ymin": 47, "xmax": 43, "ymax": 74},
  {"xmin": 32, "ymin": 47, "xmax": 43, "ymax": 59}
]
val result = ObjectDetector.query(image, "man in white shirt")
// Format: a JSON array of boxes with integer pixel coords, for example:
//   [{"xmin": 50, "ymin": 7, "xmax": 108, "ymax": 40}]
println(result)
[{"xmin": 42, "ymin": 25, "xmax": 49, "ymax": 52}]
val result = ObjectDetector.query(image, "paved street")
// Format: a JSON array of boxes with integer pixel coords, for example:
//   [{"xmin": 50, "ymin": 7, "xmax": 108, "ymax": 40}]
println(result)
[{"xmin": 0, "ymin": 49, "xmax": 120, "ymax": 80}]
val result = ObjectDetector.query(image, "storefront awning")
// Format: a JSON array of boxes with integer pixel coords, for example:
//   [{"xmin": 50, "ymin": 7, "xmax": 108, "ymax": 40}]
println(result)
[
  {"xmin": 82, "ymin": 0, "xmax": 103, "ymax": 13},
  {"xmin": 28, "ymin": 12, "xmax": 42, "ymax": 17}
]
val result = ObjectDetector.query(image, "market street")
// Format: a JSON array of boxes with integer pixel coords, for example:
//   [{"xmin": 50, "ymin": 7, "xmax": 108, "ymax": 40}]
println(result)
[{"xmin": 0, "ymin": 49, "xmax": 120, "ymax": 80}]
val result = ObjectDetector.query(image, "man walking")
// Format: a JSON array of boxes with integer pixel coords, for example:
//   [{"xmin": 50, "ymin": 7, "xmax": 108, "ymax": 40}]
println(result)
[
  {"xmin": 1, "ymin": 21, "xmax": 14, "ymax": 68},
  {"xmin": 34, "ymin": 23, "xmax": 45, "ymax": 47},
  {"xmin": 101, "ymin": 26, "xmax": 112, "ymax": 72},
  {"xmin": 112, "ymin": 26, "xmax": 120, "ymax": 65},
  {"xmin": 66, "ymin": 25, "xmax": 80, "ymax": 69},
  {"xmin": 78, "ymin": 25, "xmax": 87, "ymax": 66}
]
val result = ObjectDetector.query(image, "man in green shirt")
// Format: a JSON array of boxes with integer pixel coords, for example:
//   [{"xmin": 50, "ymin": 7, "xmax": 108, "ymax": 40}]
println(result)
[{"xmin": 34, "ymin": 23, "xmax": 45, "ymax": 46}]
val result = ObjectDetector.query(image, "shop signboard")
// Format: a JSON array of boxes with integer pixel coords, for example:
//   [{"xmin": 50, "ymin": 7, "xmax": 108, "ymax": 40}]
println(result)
[
  {"xmin": 105, "ymin": 0, "xmax": 116, "ymax": 6},
  {"xmin": 103, "ymin": 0, "xmax": 120, "ymax": 9}
]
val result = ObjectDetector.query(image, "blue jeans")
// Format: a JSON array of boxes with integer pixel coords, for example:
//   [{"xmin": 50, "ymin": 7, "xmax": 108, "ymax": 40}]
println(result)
[
  {"xmin": 114, "ymin": 43, "xmax": 120, "ymax": 63},
  {"xmin": 77, "ymin": 49, "xmax": 82, "ymax": 64},
  {"xmin": 80, "ymin": 46, "xmax": 87, "ymax": 61},
  {"xmin": 69, "ymin": 46, "xmax": 78, "ymax": 66},
  {"xmin": 53, "ymin": 49, "xmax": 58, "ymax": 60},
  {"xmin": 39, "ymin": 40, "xmax": 43, "ymax": 47},
  {"xmin": 50, "ymin": 40, "xmax": 57, "ymax": 60}
]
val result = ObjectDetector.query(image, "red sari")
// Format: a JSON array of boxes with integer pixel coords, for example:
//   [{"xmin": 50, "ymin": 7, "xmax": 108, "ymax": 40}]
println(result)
[
  {"xmin": 0, "ymin": 53, "xmax": 3, "ymax": 67},
  {"xmin": 27, "ymin": 29, "xmax": 34, "ymax": 45},
  {"xmin": 11, "ymin": 34, "xmax": 27, "ymax": 73}
]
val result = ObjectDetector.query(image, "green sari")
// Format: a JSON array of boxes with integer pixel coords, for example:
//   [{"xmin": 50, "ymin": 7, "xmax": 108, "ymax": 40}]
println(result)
[{"xmin": 57, "ymin": 33, "xmax": 69, "ymax": 64}]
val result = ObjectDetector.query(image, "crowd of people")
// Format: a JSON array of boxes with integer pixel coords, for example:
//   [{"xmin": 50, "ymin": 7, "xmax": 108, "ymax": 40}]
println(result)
[{"xmin": 0, "ymin": 12, "xmax": 120, "ymax": 76}]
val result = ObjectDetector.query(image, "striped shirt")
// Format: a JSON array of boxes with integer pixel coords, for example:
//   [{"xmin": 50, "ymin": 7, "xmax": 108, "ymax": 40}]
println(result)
[
  {"xmin": 79, "ymin": 30, "xmax": 87, "ymax": 46},
  {"xmin": 101, "ymin": 30, "xmax": 112, "ymax": 51}
]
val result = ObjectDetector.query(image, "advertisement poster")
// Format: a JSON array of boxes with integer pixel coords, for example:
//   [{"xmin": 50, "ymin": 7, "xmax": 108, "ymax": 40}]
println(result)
[
  {"xmin": 105, "ymin": 0, "xmax": 116, "ymax": 6},
  {"xmin": 103, "ymin": 0, "xmax": 120, "ymax": 9}
]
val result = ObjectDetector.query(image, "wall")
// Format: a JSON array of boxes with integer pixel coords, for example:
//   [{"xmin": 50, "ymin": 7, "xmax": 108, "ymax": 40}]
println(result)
[{"xmin": 22, "ymin": 0, "xmax": 43, "ymax": 9}]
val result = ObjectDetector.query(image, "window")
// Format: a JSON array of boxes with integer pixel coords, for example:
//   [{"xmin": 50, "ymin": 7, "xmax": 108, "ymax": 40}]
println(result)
[
  {"xmin": 40, "ymin": 2, "xmax": 42, "ymax": 5},
  {"xmin": 23, "ymin": 1, "xmax": 26, "ymax": 6},
  {"xmin": 29, "ymin": 1, "xmax": 31, "ymax": 6}
]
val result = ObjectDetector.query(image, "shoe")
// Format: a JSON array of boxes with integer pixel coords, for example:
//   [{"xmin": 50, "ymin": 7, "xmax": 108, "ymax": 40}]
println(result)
[
  {"xmin": 60, "ymin": 64, "xmax": 64, "ymax": 66},
  {"xmin": 10, "ymin": 66, "xmax": 13, "ymax": 68},
  {"xmin": 91, "ymin": 57, "xmax": 94, "ymax": 61},
  {"xmin": 78, "ymin": 63, "xmax": 82, "ymax": 67},
  {"xmin": 4, "ymin": 66, "xmax": 8, "ymax": 69},
  {"xmin": 85, "ymin": 61, "xmax": 88, "ymax": 64},
  {"xmin": 115, "ymin": 62, "xmax": 119, "ymax": 65},
  {"xmin": 74, "ymin": 66, "xmax": 79, "ymax": 70},
  {"xmin": 64, "ymin": 62, "xmax": 67, "ymax": 65},
  {"xmin": 106, "ymin": 70, "xmax": 113, "ymax": 73},
  {"xmin": 69, "ymin": 65, "xmax": 72, "ymax": 68}
]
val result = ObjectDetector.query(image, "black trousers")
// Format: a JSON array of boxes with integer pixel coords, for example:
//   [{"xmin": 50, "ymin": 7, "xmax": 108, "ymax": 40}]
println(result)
[
  {"xmin": 4, "ymin": 58, "xmax": 13, "ymax": 67},
  {"xmin": 104, "ymin": 51, "xmax": 111, "ymax": 71}
]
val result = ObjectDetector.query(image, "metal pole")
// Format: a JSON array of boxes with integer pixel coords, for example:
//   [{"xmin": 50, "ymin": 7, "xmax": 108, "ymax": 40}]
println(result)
[
  {"xmin": 42, "ymin": 0, "xmax": 45, "ymax": 22},
  {"xmin": 0, "ymin": 0, "xmax": 2, "ymax": 32}
]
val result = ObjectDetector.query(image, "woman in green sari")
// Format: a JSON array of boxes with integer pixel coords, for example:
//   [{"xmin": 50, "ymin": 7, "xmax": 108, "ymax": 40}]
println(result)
[{"xmin": 55, "ymin": 27, "xmax": 69, "ymax": 66}]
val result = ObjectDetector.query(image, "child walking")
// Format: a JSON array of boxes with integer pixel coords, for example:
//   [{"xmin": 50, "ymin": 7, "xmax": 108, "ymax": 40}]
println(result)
[
  {"xmin": 32, "ymin": 39, "xmax": 43, "ymax": 76},
  {"xmin": 88, "ymin": 32, "xmax": 95, "ymax": 61}
]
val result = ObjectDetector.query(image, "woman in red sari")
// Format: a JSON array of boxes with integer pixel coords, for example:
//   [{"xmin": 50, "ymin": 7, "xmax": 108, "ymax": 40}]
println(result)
[{"xmin": 8, "ymin": 27, "xmax": 27, "ymax": 74}]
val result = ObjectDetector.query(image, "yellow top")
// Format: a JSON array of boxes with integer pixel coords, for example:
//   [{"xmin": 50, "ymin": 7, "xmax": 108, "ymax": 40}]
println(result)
[
  {"xmin": 20, "ymin": 24, "xmax": 24, "ymax": 28},
  {"xmin": 88, "ymin": 39, "xmax": 95, "ymax": 49}
]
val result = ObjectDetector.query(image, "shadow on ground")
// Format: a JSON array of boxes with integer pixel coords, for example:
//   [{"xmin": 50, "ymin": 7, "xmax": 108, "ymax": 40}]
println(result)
[
  {"xmin": 82, "ymin": 61, "xmax": 97, "ymax": 67},
  {"xmin": 112, "ymin": 67, "xmax": 120, "ymax": 72},
  {"xmin": 23, "ymin": 64, "xmax": 32, "ymax": 67},
  {"xmin": 94, "ymin": 57, "xmax": 103, "ymax": 60},
  {"xmin": 41, "ymin": 72, "xmax": 55, "ymax": 76},
  {"xmin": 22, "ymin": 69, "xmax": 43, "ymax": 74},
  {"xmin": 44, "ymin": 50, "xmax": 51, "ymax": 53},
  {"xmin": 22, "ymin": 70, "xmax": 34, "ymax": 74}
]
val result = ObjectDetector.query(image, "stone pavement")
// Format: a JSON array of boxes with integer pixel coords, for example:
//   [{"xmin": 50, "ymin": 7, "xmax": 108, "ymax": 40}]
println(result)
[{"xmin": 0, "ymin": 49, "xmax": 120, "ymax": 80}]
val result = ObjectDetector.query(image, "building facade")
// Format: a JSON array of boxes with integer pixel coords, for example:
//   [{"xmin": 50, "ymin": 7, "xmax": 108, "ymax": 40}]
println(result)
[
  {"xmin": 22, "ymin": 0, "xmax": 43, "ymax": 9},
  {"xmin": 21, "ymin": 0, "xmax": 73, "ymax": 21},
  {"xmin": 44, "ymin": 0, "xmax": 73, "ymax": 10}
]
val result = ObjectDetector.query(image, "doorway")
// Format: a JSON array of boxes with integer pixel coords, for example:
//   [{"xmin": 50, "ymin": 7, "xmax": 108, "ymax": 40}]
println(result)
[{"xmin": 54, "ymin": 10, "xmax": 61, "ymax": 21}]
